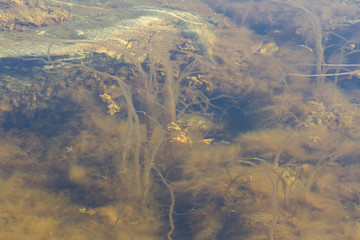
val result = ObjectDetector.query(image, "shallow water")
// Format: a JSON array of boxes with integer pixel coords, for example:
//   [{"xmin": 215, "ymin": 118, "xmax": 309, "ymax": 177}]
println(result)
[{"xmin": 1, "ymin": 0, "xmax": 360, "ymax": 239}]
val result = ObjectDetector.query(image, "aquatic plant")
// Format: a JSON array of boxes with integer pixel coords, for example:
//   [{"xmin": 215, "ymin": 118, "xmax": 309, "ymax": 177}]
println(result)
[
  {"xmin": 281, "ymin": 0, "xmax": 325, "ymax": 85},
  {"xmin": 4, "ymin": 1, "xmax": 360, "ymax": 239},
  {"xmin": 0, "ymin": 0, "xmax": 70, "ymax": 30},
  {"xmin": 4, "ymin": 13, "xmax": 222, "ymax": 239}
]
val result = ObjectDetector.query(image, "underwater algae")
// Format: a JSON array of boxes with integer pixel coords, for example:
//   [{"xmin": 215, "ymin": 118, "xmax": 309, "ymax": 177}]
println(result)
[
  {"xmin": 2, "ymin": 0, "xmax": 360, "ymax": 239},
  {"xmin": 0, "ymin": 0, "xmax": 70, "ymax": 31}
]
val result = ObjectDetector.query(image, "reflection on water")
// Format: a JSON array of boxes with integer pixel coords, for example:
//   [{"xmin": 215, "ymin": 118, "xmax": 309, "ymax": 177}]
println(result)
[{"xmin": 1, "ymin": 0, "xmax": 360, "ymax": 239}]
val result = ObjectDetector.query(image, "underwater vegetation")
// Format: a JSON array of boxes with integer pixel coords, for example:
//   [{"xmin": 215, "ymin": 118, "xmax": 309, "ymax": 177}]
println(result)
[
  {"xmin": 0, "ymin": 0, "xmax": 70, "ymax": 30},
  {"xmin": 2, "ymin": 0, "xmax": 360, "ymax": 239}
]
